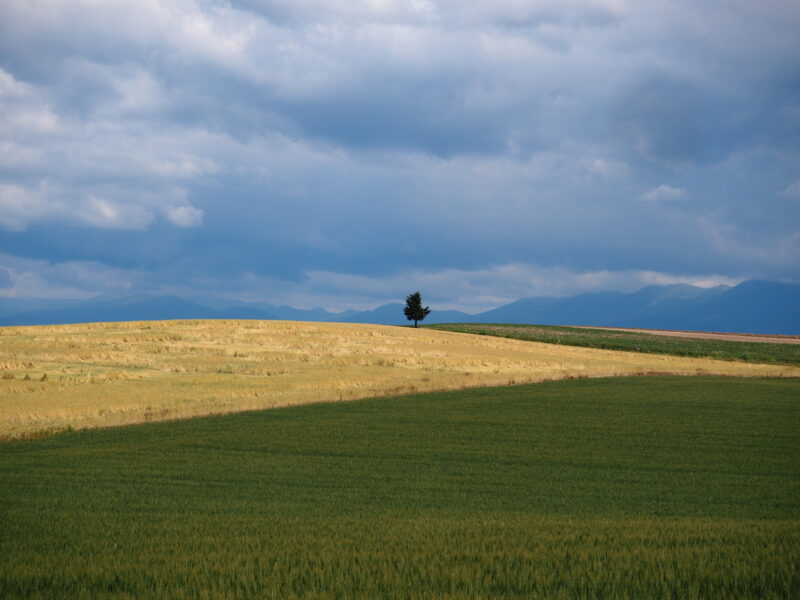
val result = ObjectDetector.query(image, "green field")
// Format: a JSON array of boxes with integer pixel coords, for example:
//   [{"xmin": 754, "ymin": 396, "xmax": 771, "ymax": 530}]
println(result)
[
  {"xmin": 1, "ymin": 376, "xmax": 798, "ymax": 599},
  {"xmin": 429, "ymin": 323, "xmax": 800, "ymax": 366}
]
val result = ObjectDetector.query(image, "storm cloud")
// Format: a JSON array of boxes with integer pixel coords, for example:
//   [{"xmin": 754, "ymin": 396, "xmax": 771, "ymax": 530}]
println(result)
[{"xmin": 1, "ymin": 0, "xmax": 798, "ymax": 310}]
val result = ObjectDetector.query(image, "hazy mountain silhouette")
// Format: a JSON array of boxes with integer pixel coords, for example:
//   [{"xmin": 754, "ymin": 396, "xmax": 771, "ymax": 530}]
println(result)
[
  {"xmin": 0, "ymin": 297, "xmax": 89, "ymax": 318},
  {"xmin": 261, "ymin": 305, "xmax": 355, "ymax": 321},
  {"xmin": 657, "ymin": 281, "xmax": 800, "ymax": 334},
  {"xmin": 340, "ymin": 282, "xmax": 797, "ymax": 333},
  {"xmin": 0, "ymin": 281, "xmax": 797, "ymax": 334},
  {"xmin": 182, "ymin": 296, "xmax": 351, "ymax": 322},
  {"xmin": 475, "ymin": 284, "xmax": 731, "ymax": 328},
  {"xmin": 337, "ymin": 303, "xmax": 473, "ymax": 326},
  {"xmin": 0, "ymin": 295, "xmax": 276, "ymax": 325}
]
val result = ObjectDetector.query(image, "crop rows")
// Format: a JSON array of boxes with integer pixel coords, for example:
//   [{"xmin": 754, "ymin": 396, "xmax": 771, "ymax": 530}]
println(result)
[
  {"xmin": 2, "ymin": 376, "xmax": 798, "ymax": 598},
  {"xmin": 430, "ymin": 323, "xmax": 800, "ymax": 366}
]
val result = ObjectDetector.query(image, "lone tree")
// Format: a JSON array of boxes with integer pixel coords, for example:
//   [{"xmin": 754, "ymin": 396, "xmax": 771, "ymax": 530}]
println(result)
[{"xmin": 403, "ymin": 291, "xmax": 431, "ymax": 327}]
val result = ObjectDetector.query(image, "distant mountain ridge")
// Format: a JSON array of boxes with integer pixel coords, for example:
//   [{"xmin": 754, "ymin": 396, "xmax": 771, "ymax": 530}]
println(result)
[
  {"xmin": 473, "ymin": 284, "xmax": 732, "ymax": 329},
  {"xmin": 464, "ymin": 281, "xmax": 798, "ymax": 334},
  {"xmin": 0, "ymin": 295, "xmax": 274, "ymax": 326},
  {"xmin": 0, "ymin": 280, "xmax": 797, "ymax": 334},
  {"xmin": 336, "ymin": 303, "xmax": 474, "ymax": 326}
]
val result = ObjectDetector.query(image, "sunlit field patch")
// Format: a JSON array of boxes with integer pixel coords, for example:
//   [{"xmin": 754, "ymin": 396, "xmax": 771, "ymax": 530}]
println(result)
[{"xmin": 1, "ymin": 320, "xmax": 798, "ymax": 438}]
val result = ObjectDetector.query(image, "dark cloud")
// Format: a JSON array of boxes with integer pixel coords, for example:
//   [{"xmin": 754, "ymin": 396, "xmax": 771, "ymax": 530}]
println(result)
[
  {"xmin": 0, "ymin": 0, "xmax": 798, "ymax": 308},
  {"xmin": 614, "ymin": 74, "xmax": 720, "ymax": 165},
  {"xmin": 613, "ymin": 68, "xmax": 800, "ymax": 167}
]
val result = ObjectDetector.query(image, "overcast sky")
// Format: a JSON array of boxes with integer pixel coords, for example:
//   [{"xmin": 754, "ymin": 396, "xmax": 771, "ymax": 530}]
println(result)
[{"xmin": 1, "ymin": 0, "xmax": 798, "ymax": 312}]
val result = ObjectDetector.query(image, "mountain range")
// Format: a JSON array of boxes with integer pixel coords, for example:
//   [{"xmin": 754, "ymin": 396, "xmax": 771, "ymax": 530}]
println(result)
[{"xmin": 0, "ymin": 280, "xmax": 798, "ymax": 334}]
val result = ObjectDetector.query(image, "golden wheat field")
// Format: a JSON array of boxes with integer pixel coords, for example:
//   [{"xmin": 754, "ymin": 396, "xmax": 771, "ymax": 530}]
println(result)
[{"xmin": 1, "ymin": 319, "xmax": 798, "ymax": 438}]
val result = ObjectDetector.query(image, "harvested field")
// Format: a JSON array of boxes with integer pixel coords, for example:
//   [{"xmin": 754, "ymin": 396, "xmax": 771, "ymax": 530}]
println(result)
[{"xmin": 1, "ymin": 319, "xmax": 798, "ymax": 438}]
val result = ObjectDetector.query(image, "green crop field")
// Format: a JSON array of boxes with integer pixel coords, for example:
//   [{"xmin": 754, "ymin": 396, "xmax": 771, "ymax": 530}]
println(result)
[
  {"xmin": 2, "ymin": 376, "xmax": 798, "ymax": 599},
  {"xmin": 429, "ymin": 323, "xmax": 800, "ymax": 366}
]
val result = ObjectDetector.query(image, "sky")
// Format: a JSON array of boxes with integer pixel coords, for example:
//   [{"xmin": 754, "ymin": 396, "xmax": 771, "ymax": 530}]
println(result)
[{"xmin": 1, "ymin": 0, "xmax": 799, "ymax": 313}]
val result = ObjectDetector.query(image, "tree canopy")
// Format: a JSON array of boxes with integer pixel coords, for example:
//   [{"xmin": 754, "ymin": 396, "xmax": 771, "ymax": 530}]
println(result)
[{"xmin": 403, "ymin": 292, "xmax": 431, "ymax": 327}]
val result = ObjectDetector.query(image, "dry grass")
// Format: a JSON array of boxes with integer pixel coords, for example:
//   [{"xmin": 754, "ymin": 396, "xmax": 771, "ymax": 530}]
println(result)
[{"xmin": 1, "ymin": 319, "xmax": 798, "ymax": 438}]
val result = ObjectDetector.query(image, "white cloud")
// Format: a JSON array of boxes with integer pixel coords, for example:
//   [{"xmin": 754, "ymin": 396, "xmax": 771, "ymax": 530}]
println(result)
[
  {"xmin": 299, "ymin": 264, "xmax": 740, "ymax": 312},
  {"xmin": 234, "ymin": 0, "xmax": 628, "ymax": 29},
  {"xmin": 779, "ymin": 180, "xmax": 800, "ymax": 200},
  {"xmin": 0, "ymin": 184, "xmax": 48, "ymax": 231},
  {"xmin": 0, "ymin": 182, "xmax": 197, "ymax": 232},
  {"xmin": 0, "ymin": 68, "xmax": 62, "ymax": 141},
  {"xmin": 0, "ymin": 253, "xmax": 140, "ymax": 299},
  {"xmin": 0, "ymin": 251, "xmax": 744, "ymax": 312},
  {"xmin": 0, "ymin": 264, "xmax": 14, "ymax": 288},
  {"xmin": 0, "ymin": 67, "xmax": 31, "ymax": 97},
  {"xmin": 640, "ymin": 184, "xmax": 687, "ymax": 202},
  {"xmin": 80, "ymin": 196, "xmax": 154, "ymax": 230},
  {"xmin": 437, "ymin": 0, "xmax": 629, "ymax": 28},
  {"xmin": 582, "ymin": 156, "xmax": 629, "ymax": 178},
  {"xmin": 165, "ymin": 204, "xmax": 204, "ymax": 228}
]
